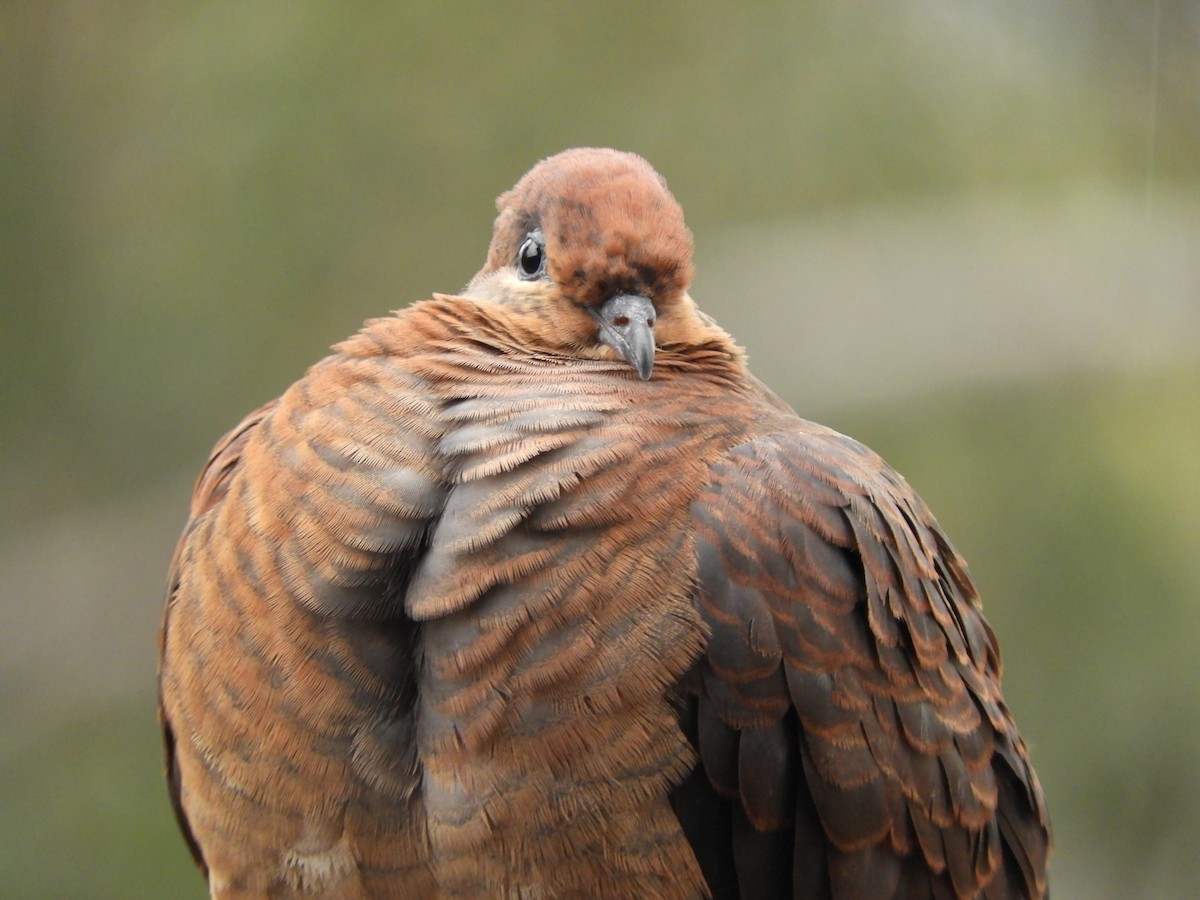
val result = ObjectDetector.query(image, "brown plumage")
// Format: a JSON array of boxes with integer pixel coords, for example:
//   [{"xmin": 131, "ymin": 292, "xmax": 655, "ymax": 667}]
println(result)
[{"xmin": 158, "ymin": 147, "xmax": 1050, "ymax": 898}]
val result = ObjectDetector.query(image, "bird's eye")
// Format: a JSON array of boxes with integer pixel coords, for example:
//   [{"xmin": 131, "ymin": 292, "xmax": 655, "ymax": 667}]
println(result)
[{"xmin": 517, "ymin": 231, "xmax": 547, "ymax": 280}]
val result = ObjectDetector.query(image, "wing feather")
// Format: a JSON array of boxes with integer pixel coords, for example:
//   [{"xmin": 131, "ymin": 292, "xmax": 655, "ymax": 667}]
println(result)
[{"xmin": 687, "ymin": 425, "xmax": 1050, "ymax": 897}]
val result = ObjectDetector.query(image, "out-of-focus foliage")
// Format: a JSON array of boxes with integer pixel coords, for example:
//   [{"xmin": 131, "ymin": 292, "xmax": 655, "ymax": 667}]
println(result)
[{"xmin": 1, "ymin": 2, "xmax": 1196, "ymax": 897}]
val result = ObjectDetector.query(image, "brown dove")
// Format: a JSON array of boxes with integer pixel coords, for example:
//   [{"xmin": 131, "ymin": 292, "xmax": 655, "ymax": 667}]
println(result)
[{"xmin": 158, "ymin": 147, "xmax": 1051, "ymax": 898}]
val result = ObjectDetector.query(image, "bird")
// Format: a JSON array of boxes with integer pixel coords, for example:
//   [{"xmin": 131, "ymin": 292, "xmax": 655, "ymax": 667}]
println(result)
[{"xmin": 158, "ymin": 147, "xmax": 1050, "ymax": 898}]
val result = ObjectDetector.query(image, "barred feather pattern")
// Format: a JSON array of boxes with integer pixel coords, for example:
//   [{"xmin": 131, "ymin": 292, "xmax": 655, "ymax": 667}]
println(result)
[{"xmin": 683, "ymin": 425, "xmax": 1050, "ymax": 898}]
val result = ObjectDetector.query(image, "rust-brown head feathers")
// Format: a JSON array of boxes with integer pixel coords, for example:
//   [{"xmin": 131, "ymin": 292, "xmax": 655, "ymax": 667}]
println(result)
[{"xmin": 480, "ymin": 148, "xmax": 694, "ymax": 306}]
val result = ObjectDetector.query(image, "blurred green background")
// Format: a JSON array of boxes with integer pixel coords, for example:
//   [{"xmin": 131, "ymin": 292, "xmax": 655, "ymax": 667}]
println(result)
[{"xmin": 2, "ymin": 2, "xmax": 1197, "ymax": 897}]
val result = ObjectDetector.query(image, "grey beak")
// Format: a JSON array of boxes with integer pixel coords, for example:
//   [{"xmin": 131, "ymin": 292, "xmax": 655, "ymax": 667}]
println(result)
[{"xmin": 592, "ymin": 293, "xmax": 657, "ymax": 380}]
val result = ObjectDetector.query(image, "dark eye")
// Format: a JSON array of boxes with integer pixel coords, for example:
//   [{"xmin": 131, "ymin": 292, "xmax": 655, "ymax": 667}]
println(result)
[{"xmin": 517, "ymin": 230, "xmax": 546, "ymax": 280}]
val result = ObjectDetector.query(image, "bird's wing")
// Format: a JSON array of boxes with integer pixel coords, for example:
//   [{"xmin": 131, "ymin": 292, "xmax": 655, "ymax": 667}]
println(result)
[
  {"xmin": 157, "ymin": 342, "xmax": 450, "ymax": 891},
  {"xmin": 166, "ymin": 400, "xmax": 278, "ymax": 578},
  {"xmin": 159, "ymin": 398, "xmax": 278, "ymax": 875},
  {"xmin": 682, "ymin": 424, "xmax": 1050, "ymax": 898}
]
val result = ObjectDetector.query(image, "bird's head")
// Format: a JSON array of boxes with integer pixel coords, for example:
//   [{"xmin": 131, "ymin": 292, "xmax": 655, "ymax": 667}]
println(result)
[{"xmin": 465, "ymin": 148, "xmax": 702, "ymax": 381}]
